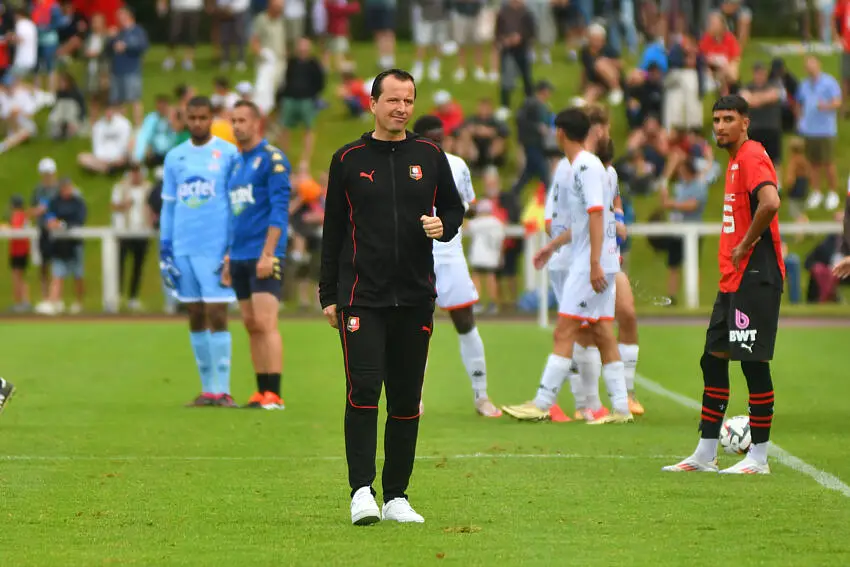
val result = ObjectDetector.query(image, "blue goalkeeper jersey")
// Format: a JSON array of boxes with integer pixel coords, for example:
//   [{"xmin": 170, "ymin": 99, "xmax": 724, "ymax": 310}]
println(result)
[
  {"xmin": 227, "ymin": 139, "xmax": 292, "ymax": 261},
  {"xmin": 160, "ymin": 137, "xmax": 239, "ymax": 258}
]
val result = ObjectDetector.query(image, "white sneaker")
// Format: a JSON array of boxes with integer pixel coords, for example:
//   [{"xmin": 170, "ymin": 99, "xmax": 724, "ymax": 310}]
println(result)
[
  {"xmin": 608, "ymin": 89, "xmax": 624, "ymax": 106},
  {"xmin": 453, "ymin": 67, "xmax": 466, "ymax": 82},
  {"xmin": 351, "ymin": 487, "xmax": 381, "ymax": 526},
  {"xmin": 181, "ymin": 59, "xmax": 194, "ymax": 71},
  {"xmin": 487, "ymin": 70, "xmax": 499, "ymax": 83},
  {"xmin": 825, "ymin": 191, "xmax": 841, "ymax": 211},
  {"xmin": 382, "ymin": 498, "xmax": 424, "ymax": 523},
  {"xmin": 541, "ymin": 49, "xmax": 552, "ymax": 65},
  {"xmin": 162, "ymin": 57, "xmax": 175, "ymax": 71},
  {"xmin": 53, "ymin": 301, "xmax": 66, "ymax": 314},
  {"xmin": 807, "ymin": 191, "xmax": 824, "ymax": 210},
  {"xmin": 127, "ymin": 299, "xmax": 144, "ymax": 312},
  {"xmin": 235, "ymin": 61, "xmax": 247, "ymax": 72},
  {"xmin": 661, "ymin": 454, "xmax": 719, "ymax": 472},
  {"xmin": 473, "ymin": 67, "xmax": 487, "ymax": 81},
  {"xmin": 34, "ymin": 301, "xmax": 56, "ymax": 316},
  {"xmin": 719, "ymin": 456, "xmax": 770, "ymax": 475},
  {"xmin": 69, "ymin": 302, "xmax": 82, "ymax": 315}
]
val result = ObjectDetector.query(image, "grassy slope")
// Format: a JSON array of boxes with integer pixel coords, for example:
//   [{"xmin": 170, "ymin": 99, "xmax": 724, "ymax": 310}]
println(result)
[
  {"xmin": 0, "ymin": 42, "xmax": 845, "ymax": 312},
  {"xmin": 0, "ymin": 320, "xmax": 848, "ymax": 565}
]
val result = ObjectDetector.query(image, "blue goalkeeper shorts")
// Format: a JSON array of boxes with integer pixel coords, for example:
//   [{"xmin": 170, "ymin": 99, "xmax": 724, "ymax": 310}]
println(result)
[{"xmin": 173, "ymin": 255, "xmax": 235, "ymax": 304}]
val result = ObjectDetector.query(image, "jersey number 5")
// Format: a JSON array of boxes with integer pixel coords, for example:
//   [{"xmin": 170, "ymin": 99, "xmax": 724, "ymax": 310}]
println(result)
[{"xmin": 722, "ymin": 204, "xmax": 735, "ymax": 234}]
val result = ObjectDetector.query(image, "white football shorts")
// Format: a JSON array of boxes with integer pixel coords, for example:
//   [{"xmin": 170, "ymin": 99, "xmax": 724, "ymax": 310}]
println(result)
[
  {"xmin": 558, "ymin": 271, "xmax": 618, "ymax": 323},
  {"xmin": 435, "ymin": 258, "xmax": 479, "ymax": 310}
]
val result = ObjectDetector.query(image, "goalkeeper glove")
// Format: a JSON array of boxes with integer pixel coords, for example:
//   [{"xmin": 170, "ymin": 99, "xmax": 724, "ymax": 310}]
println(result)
[{"xmin": 159, "ymin": 241, "xmax": 181, "ymax": 290}]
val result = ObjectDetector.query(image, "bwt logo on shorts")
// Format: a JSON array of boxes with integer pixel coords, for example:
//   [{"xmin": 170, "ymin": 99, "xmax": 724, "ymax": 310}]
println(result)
[
  {"xmin": 229, "ymin": 184, "xmax": 256, "ymax": 215},
  {"xmin": 177, "ymin": 177, "xmax": 216, "ymax": 208},
  {"xmin": 729, "ymin": 309, "xmax": 757, "ymax": 343}
]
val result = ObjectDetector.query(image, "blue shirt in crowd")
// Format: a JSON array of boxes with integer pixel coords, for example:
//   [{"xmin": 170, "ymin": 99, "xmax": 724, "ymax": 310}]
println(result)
[{"xmin": 796, "ymin": 72, "xmax": 841, "ymax": 138}]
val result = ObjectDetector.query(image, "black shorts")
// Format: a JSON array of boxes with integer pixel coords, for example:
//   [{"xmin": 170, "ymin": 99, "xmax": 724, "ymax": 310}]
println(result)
[
  {"xmin": 364, "ymin": 5, "xmax": 395, "ymax": 32},
  {"xmin": 667, "ymin": 236, "xmax": 703, "ymax": 268},
  {"xmin": 230, "ymin": 257, "xmax": 284, "ymax": 301},
  {"xmin": 498, "ymin": 244, "xmax": 522, "ymax": 277},
  {"xmin": 704, "ymin": 279, "xmax": 782, "ymax": 361},
  {"xmin": 748, "ymin": 128, "xmax": 783, "ymax": 164},
  {"xmin": 9, "ymin": 255, "xmax": 28, "ymax": 271}
]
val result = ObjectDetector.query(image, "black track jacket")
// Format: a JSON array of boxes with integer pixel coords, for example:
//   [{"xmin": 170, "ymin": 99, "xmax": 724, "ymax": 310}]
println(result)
[{"xmin": 319, "ymin": 131, "xmax": 465, "ymax": 310}]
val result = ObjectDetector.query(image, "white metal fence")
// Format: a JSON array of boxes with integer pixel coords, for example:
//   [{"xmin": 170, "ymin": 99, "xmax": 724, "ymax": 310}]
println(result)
[{"xmin": 0, "ymin": 221, "xmax": 842, "ymax": 321}]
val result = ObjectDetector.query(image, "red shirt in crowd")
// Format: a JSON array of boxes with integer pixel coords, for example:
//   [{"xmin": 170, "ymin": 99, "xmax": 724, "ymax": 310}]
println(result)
[
  {"xmin": 8, "ymin": 210, "xmax": 30, "ymax": 258},
  {"xmin": 325, "ymin": 0, "xmax": 360, "ymax": 37},
  {"xmin": 699, "ymin": 31, "xmax": 741, "ymax": 66},
  {"xmin": 434, "ymin": 102, "xmax": 464, "ymax": 136},
  {"xmin": 718, "ymin": 140, "xmax": 784, "ymax": 293},
  {"xmin": 72, "ymin": 0, "xmax": 123, "ymax": 27},
  {"xmin": 835, "ymin": 0, "xmax": 850, "ymax": 52}
]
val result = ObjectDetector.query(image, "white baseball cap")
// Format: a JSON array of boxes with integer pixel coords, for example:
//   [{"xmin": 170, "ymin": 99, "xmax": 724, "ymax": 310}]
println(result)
[
  {"xmin": 38, "ymin": 157, "xmax": 57, "ymax": 174},
  {"xmin": 433, "ymin": 90, "xmax": 451, "ymax": 106}
]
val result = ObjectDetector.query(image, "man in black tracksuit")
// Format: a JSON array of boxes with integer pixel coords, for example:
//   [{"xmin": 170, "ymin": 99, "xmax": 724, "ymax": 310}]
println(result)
[{"xmin": 319, "ymin": 69, "xmax": 465, "ymax": 526}]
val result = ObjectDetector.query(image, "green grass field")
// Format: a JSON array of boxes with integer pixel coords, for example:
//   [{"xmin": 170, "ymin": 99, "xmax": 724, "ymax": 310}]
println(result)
[
  {"xmin": 1, "ymin": 319, "xmax": 849, "ymax": 566},
  {"xmin": 0, "ymin": 41, "xmax": 848, "ymax": 313}
]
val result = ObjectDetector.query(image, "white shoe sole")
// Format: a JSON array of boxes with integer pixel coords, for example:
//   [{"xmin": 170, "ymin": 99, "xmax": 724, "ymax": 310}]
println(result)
[{"xmin": 352, "ymin": 510, "xmax": 381, "ymax": 526}]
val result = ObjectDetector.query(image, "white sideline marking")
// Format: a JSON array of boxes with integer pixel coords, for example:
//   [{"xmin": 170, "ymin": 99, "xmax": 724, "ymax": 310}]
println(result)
[
  {"xmin": 636, "ymin": 374, "xmax": 850, "ymax": 498},
  {"xmin": 0, "ymin": 453, "xmax": 678, "ymax": 463}
]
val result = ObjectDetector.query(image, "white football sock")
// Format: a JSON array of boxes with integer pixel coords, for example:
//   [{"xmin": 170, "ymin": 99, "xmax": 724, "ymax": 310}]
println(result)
[
  {"xmin": 458, "ymin": 327, "xmax": 487, "ymax": 400},
  {"xmin": 575, "ymin": 345, "xmax": 602, "ymax": 410},
  {"xmin": 618, "ymin": 343, "xmax": 639, "ymax": 392},
  {"xmin": 602, "ymin": 361, "xmax": 629, "ymax": 414},
  {"xmin": 568, "ymin": 365, "xmax": 586, "ymax": 411},
  {"xmin": 748, "ymin": 442, "xmax": 769, "ymax": 464},
  {"xmin": 695, "ymin": 439, "xmax": 719, "ymax": 463},
  {"xmin": 532, "ymin": 354, "xmax": 572, "ymax": 411}
]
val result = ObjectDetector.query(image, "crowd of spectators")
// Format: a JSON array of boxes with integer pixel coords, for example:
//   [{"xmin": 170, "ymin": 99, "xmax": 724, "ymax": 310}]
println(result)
[{"xmin": 2, "ymin": 0, "xmax": 850, "ymax": 313}]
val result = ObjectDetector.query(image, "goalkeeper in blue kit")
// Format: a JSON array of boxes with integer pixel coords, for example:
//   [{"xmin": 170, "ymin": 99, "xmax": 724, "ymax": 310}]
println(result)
[
  {"xmin": 221, "ymin": 100, "xmax": 292, "ymax": 410},
  {"xmin": 160, "ymin": 96, "xmax": 240, "ymax": 408}
]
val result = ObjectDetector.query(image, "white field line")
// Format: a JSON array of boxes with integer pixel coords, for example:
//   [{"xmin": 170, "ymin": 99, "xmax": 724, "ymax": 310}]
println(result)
[
  {"xmin": 636, "ymin": 374, "xmax": 850, "ymax": 498},
  {"xmin": 0, "ymin": 453, "xmax": 678, "ymax": 463}
]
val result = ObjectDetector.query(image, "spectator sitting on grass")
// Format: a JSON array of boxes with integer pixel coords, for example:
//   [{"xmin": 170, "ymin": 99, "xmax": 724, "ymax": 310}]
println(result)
[
  {"xmin": 432, "ymin": 89, "xmax": 464, "ymax": 153},
  {"xmin": 336, "ymin": 66, "xmax": 370, "ymax": 118},
  {"xmin": 77, "ymin": 101, "xmax": 133, "ymax": 175},
  {"xmin": 455, "ymin": 97, "xmax": 509, "ymax": 172},
  {"xmin": 804, "ymin": 213, "xmax": 846, "ymax": 303},
  {"xmin": 0, "ymin": 76, "xmax": 38, "ymax": 154},
  {"xmin": 47, "ymin": 70, "xmax": 87, "ymax": 139},
  {"xmin": 133, "ymin": 94, "xmax": 177, "ymax": 167},
  {"xmin": 277, "ymin": 37, "xmax": 324, "ymax": 167},
  {"xmin": 35, "ymin": 177, "xmax": 87, "ymax": 316},
  {"xmin": 579, "ymin": 23, "xmax": 624, "ymax": 106}
]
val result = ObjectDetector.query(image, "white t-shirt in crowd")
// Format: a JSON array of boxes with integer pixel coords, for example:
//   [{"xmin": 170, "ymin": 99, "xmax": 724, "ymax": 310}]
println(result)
[
  {"xmin": 285, "ymin": 0, "xmax": 306, "ymax": 20},
  {"xmin": 111, "ymin": 182, "xmax": 153, "ymax": 232},
  {"xmin": 0, "ymin": 86, "xmax": 37, "ymax": 119},
  {"xmin": 218, "ymin": 0, "xmax": 250, "ymax": 11},
  {"xmin": 14, "ymin": 18, "xmax": 38, "ymax": 70},
  {"xmin": 171, "ymin": 0, "xmax": 204, "ymax": 11},
  {"xmin": 567, "ymin": 150, "xmax": 619, "ymax": 274},
  {"xmin": 92, "ymin": 114, "xmax": 134, "ymax": 162},
  {"xmin": 434, "ymin": 152, "xmax": 476, "ymax": 263},
  {"xmin": 467, "ymin": 215, "xmax": 506, "ymax": 270},
  {"xmin": 544, "ymin": 157, "xmax": 573, "ymax": 271}
]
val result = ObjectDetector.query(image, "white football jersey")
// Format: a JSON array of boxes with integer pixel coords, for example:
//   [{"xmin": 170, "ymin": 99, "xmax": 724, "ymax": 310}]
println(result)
[
  {"xmin": 544, "ymin": 157, "xmax": 573, "ymax": 271},
  {"xmin": 567, "ymin": 151, "xmax": 620, "ymax": 274},
  {"xmin": 434, "ymin": 152, "xmax": 476, "ymax": 262}
]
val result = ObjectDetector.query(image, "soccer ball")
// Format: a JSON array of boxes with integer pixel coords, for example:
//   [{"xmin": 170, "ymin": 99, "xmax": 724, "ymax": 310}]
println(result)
[{"xmin": 720, "ymin": 415, "xmax": 752, "ymax": 455}]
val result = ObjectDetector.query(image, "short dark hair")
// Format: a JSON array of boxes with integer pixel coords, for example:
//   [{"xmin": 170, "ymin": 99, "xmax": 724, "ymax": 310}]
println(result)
[
  {"xmin": 371, "ymin": 68, "xmax": 417, "ymax": 101},
  {"xmin": 554, "ymin": 108, "xmax": 591, "ymax": 142},
  {"xmin": 585, "ymin": 104, "xmax": 609, "ymax": 126},
  {"xmin": 187, "ymin": 96, "xmax": 213, "ymax": 111},
  {"xmin": 214, "ymin": 76, "xmax": 229, "ymax": 88},
  {"xmin": 597, "ymin": 138, "xmax": 615, "ymax": 164},
  {"xmin": 712, "ymin": 94, "xmax": 749, "ymax": 116},
  {"xmin": 234, "ymin": 99, "xmax": 262, "ymax": 118},
  {"xmin": 174, "ymin": 84, "xmax": 190, "ymax": 99},
  {"xmin": 412, "ymin": 115, "xmax": 444, "ymax": 136}
]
